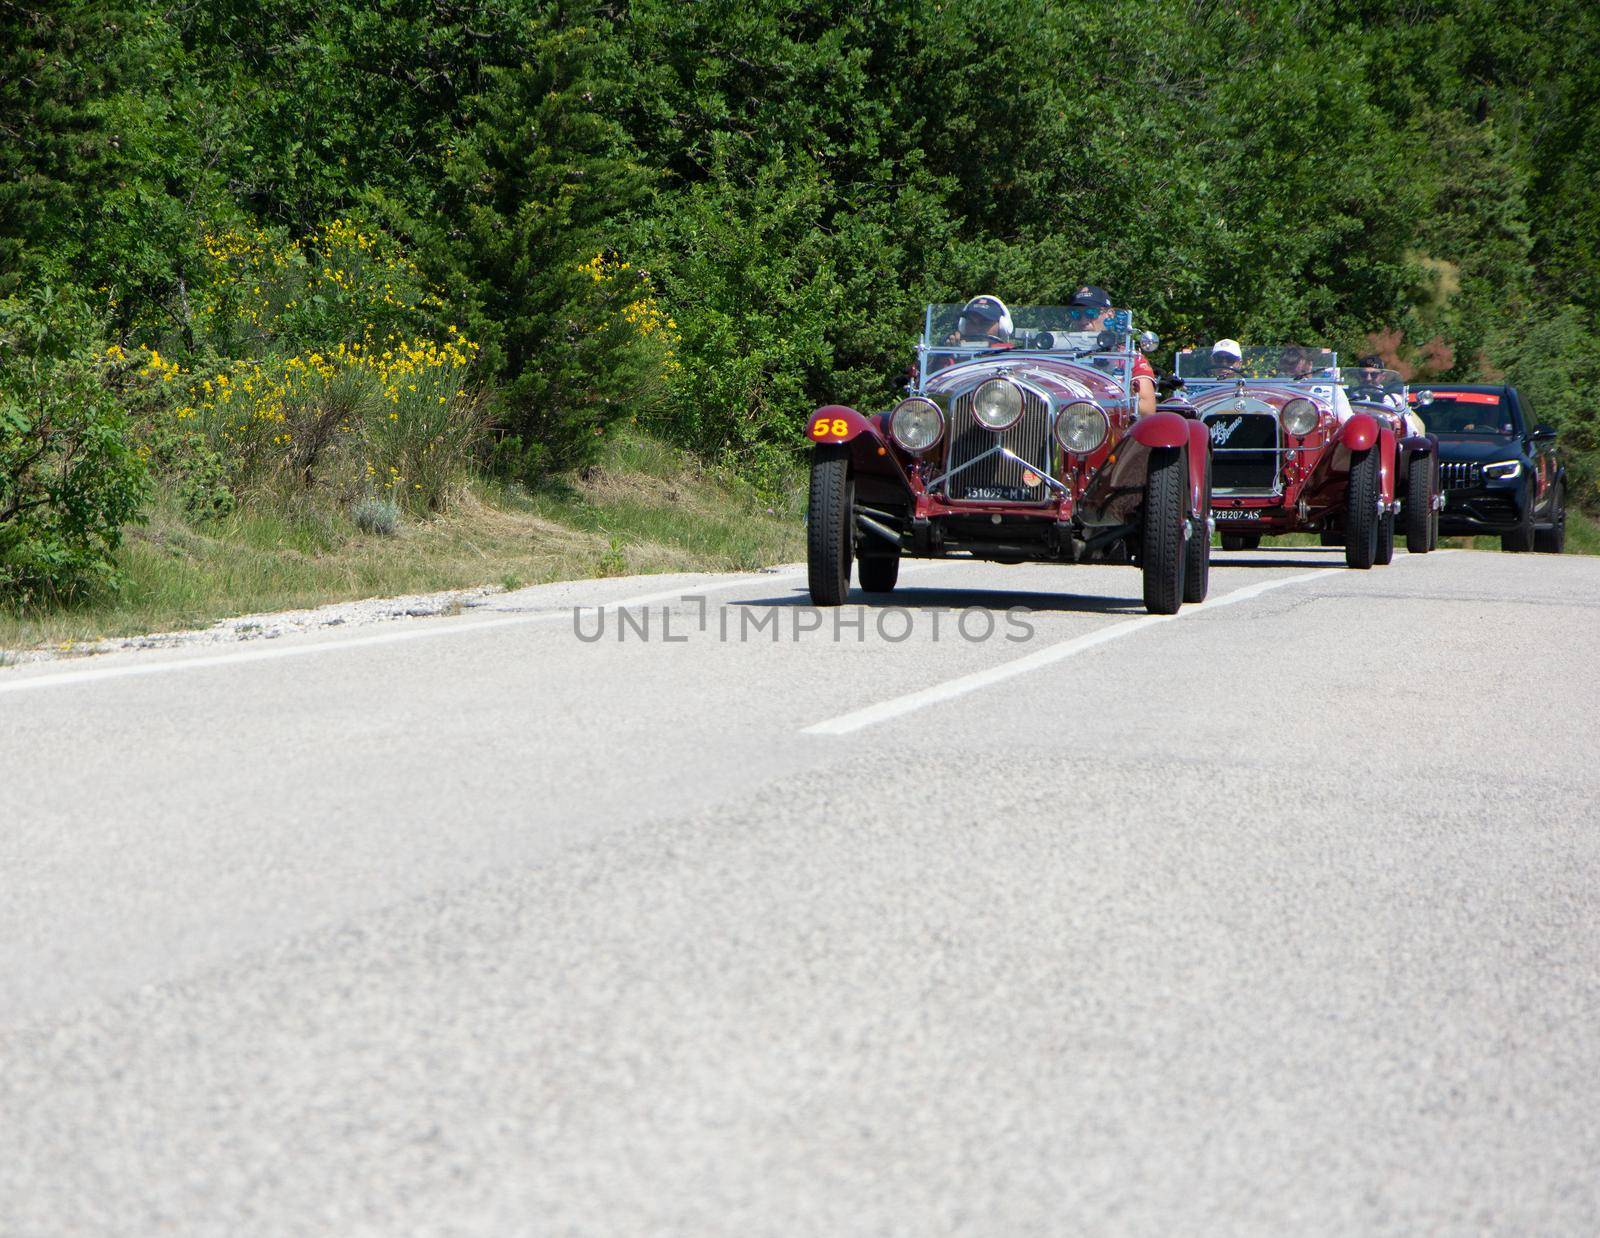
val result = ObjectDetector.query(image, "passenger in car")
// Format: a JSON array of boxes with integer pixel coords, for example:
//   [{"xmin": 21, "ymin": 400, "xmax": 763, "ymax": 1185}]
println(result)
[{"xmin": 1068, "ymin": 285, "xmax": 1157, "ymax": 416}]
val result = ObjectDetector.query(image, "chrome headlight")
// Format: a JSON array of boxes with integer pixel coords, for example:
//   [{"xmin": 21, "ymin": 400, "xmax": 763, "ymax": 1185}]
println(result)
[
  {"xmin": 889, "ymin": 397, "xmax": 944, "ymax": 453},
  {"xmin": 1483, "ymin": 460, "xmax": 1523, "ymax": 479},
  {"xmin": 1280, "ymin": 397, "xmax": 1318, "ymax": 437},
  {"xmin": 972, "ymin": 378, "xmax": 1025, "ymax": 431},
  {"xmin": 1054, "ymin": 400, "xmax": 1109, "ymax": 454}
]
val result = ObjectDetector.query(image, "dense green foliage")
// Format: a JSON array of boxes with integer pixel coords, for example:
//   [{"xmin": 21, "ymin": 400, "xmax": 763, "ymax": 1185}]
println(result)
[
  {"xmin": 2, "ymin": 0, "xmax": 1598, "ymax": 595},
  {"xmin": 0, "ymin": 287, "xmax": 149, "ymax": 599}
]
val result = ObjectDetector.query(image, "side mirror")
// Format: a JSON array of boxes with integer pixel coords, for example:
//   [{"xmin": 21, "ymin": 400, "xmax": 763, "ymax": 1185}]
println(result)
[
  {"xmin": 1532, "ymin": 425, "xmax": 1557, "ymax": 441},
  {"xmin": 1138, "ymin": 330, "xmax": 1160, "ymax": 354}
]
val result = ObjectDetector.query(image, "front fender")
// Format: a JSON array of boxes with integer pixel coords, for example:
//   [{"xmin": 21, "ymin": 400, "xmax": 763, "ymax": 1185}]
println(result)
[
  {"xmin": 807, "ymin": 403, "xmax": 913, "ymax": 496},
  {"xmin": 1130, "ymin": 411, "xmax": 1192, "ymax": 450},
  {"xmin": 1341, "ymin": 413, "xmax": 1379, "ymax": 453},
  {"xmin": 1378, "ymin": 425, "xmax": 1396, "ymax": 503},
  {"xmin": 806, "ymin": 404, "xmax": 880, "ymax": 446},
  {"xmin": 1187, "ymin": 419, "xmax": 1211, "ymax": 517}
]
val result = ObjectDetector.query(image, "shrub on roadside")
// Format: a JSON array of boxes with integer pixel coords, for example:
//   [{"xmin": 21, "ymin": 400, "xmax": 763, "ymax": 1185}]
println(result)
[
  {"xmin": 351, "ymin": 496, "xmax": 400, "ymax": 536},
  {"xmin": 0, "ymin": 288, "xmax": 150, "ymax": 602},
  {"xmin": 167, "ymin": 333, "xmax": 485, "ymax": 513},
  {"xmin": 190, "ymin": 218, "xmax": 447, "ymax": 359}
]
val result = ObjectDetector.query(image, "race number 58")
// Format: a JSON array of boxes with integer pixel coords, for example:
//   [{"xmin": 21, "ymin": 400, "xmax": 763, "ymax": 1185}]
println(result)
[{"xmin": 811, "ymin": 415, "xmax": 850, "ymax": 439}]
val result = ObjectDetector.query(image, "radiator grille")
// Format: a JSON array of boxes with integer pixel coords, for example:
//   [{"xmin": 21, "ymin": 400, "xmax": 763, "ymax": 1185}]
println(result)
[
  {"xmin": 1440, "ymin": 461, "xmax": 1481, "ymax": 489},
  {"xmin": 1204, "ymin": 412, "xmax": 1279, "ymax": 492},
  {"xmin": 941, "ymin": 389, "xmax": 1053, "ymax": 503}
]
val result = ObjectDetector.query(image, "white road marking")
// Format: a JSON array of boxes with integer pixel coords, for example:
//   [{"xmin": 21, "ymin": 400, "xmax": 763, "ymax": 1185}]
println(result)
[
  {"xmin": 802, "ymin": 552, "xmax": 1451, "ymax": 735},
  {"xmin": 0, "ymin": 570, "xmax": 812, "ymax": 696}
]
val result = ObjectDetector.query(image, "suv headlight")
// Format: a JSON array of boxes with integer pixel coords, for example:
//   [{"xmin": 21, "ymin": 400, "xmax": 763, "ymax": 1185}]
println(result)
[
  {"xmin": 1280, "ymin": 397, "xmax": 1318, "ymax": 437},
  {"xmin": 889, "ymin": 398, "xmax": 944, "ymax": 453},
  {"xmin": 1483, "ymin": 460, "xmax": 1523, "ymax": 480},
  {"xmin": 1054, "ymin": 401, "xmax": 1109, "ymax": 454},
  {"xmin": 972, "ymin": 378, "xmax": 1025, "ymax": 430}
]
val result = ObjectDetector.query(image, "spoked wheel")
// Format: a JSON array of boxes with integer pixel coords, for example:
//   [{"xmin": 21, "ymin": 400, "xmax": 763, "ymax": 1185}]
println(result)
[
  {"xmin": 857, "ymin": 551, "xmax": 900, "ymax": 593},
  {"xmin": 1182, "ymin": 448, "xmax": 1211, "ymax": 604},
  {"xmin": 1344, "ymin": 448, "xmax": 1379, "ymax": 569},
  {"xmin": 1375, "ymin": 509, "xmax": 1395, "ymax": 566},
  {"xmin": 1141, "ymin": 445, "xmax": 1187, "ymax": 615},
  {"xmin": 1404, "ymin": 455, "xmax": 1434, "ymax": 553},
  {"xmin": 1220, "ymin": 533, "xmax": 1260, "ymax": 551},
  {"xmin": 1534, "ymin": 486, "xmax": 1566, "ymax": 554},
  {"xmin": 807, "ymin": 444, "xmax": 853, "ymax": 605}
]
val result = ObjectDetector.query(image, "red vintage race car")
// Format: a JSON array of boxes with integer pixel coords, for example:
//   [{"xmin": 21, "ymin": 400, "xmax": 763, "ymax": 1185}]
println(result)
[
  {"xmin": 1169, "ymin": 347, "xmax": 1440, "ymax": 567},
  {"xmin": 805, "ymin": 303, "xmax": 1212, "ymax": 615}
]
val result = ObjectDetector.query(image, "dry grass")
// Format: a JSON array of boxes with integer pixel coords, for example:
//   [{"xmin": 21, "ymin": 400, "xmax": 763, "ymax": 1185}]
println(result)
[{"xmin": 0, "ymin": 433, "xmax": 804, "ymax": 651}]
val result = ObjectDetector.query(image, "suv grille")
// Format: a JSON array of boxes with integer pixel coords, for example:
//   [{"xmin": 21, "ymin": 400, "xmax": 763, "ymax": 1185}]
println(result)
[
  {"xmin": 941, "ymin": 389, "xmax": 1053, "ymax": 503},
  {"xmin": 1440, "ymin": 461, "xmax": 1481, "ymax": 489},
  {"xmin": 1204, "ymin": 412, "xmax": 1279, "ymax": 492}
]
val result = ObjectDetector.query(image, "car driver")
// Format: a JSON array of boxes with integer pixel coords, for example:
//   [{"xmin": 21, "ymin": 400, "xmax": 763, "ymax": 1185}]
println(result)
[
  {"xmin": 945, "ymin": 295, "xmax": 1014, "ymax": 348},
  {"xmin": 1211, "ymin": 339, "xmax": 1245, "ymax": 379}
]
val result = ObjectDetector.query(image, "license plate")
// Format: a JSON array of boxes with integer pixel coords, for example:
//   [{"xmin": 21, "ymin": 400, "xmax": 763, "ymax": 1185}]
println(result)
[
  {"xmin": 1213, "ymin": 508, "xmax": 1261, "ymax": 521},
  {"xmin": 963, "ymin": 486, "xmax": 1032, "ymax": 502}
]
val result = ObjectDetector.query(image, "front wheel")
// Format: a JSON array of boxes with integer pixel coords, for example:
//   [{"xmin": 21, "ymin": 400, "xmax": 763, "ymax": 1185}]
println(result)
[
  {"xmin": 1182, "ymin": 450, "xmax": 1211, "ymax": 603},
  {"xmin": 1344, "ymin": 448, "xmax": 1379, "ymax": 569},
  {"xmin": 1534, "ymin": 486, "xmax": 1566, "ymax": 554},
  {"xmin": 1141, "ymin": 446, "xmax": 1187, "ymax": 615},
  {"xmin": 1502, "ymin": 486, "xmax": 1536, "ymax": 552},
  {"xmin": 1404, "ymin": 455, "xmax": 1433, "ymax": 553},
  {"xmin": 1375, "ymin": 510, "xmax": 1395, "ymax": 565},
  {"xmin": 807, "ymin": 445, "xmax": 853, "ymax": 605}
]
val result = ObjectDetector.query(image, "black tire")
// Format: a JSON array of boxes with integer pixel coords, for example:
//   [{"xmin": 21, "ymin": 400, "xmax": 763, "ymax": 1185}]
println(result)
[
  {"xmin": 1344, "ymin": 448, "xmax": 1379, "ymax": 569},
  {"xmin": 1502, "ymin": 493, "xmax": 1535, "ymax": 553},
  {"xmin": 858, "ymin": 551, "xmax": 900, "ymax": 593},
  {"xmin": 1375, "ymin": 509, "xmax": 1395, "ymax": 565},
  {"xmin": 1404, "ymin": 455, "xmax": 1433, "ymax": 553},
  {"xmin": 807, "ymin": 445, "xmax": 853, "ymax": 605},
  {"xmin": 1534, "ymin": 486, "xmax": 1566, "ymax": 554},
  {"xmin": 1141, "ymin": 446, "xmax": 1187, "ymax": 615},
  {"xmin": 1183, "ymin": 450, "xmax": 1211, "ymax": 603}
]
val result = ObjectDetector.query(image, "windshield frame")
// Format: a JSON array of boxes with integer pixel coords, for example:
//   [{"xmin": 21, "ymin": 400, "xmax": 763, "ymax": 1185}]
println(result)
[{"xmin": 916, "ymin": 303, "xmax": 1140, "ymax": 396}]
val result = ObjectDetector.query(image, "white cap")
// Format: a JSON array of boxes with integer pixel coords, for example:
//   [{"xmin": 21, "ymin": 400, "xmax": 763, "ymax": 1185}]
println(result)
[{"xmin": 1212, "ymin": 338, "xmax": 1242, "ymax": 360}]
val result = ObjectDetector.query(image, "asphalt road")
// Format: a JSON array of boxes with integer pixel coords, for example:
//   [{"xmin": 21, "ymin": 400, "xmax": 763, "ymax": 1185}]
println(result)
[{"xmin": 4, "ymin": 545, "xmax": 1599, "ymax": 1235}]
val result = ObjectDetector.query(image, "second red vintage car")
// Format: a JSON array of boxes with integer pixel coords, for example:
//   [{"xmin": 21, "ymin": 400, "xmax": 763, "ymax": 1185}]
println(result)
[
  {"xmin": 805, "ymin": 303, "xmax": 1213, "ymax": 614},
  {"xmin": 1170, "ymin": 347, "xmax": 1440, "ymax": 567}
]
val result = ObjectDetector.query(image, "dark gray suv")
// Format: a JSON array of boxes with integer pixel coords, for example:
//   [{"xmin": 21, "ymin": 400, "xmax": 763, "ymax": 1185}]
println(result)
[{"xmin": 1411, "ymin": 384, "xmax": 1566, "ymax": 553}]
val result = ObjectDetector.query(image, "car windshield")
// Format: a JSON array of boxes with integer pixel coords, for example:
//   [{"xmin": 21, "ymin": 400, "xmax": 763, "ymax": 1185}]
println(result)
[
  {"xmin": 918, "ymin": 303, "xmax": 1138, "ymax": 392},
  {"xmin": 1409, "ymin": 391, "xmax": 1521, "ymax": 436},
  {"xmin": 1340, "ymin": 366, "xmax": 1405, "ymax": 404},
  {"xmin": 1174, "ymin": 345, "xmax": 1338, "ymax": 383}
]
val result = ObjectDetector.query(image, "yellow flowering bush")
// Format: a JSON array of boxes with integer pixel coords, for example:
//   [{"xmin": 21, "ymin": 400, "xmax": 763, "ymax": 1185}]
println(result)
[
  {"xmin": 166, "ymin": 330, "xmax": 483, "ymax": 513},
  {"xmin": 194, "ymin": 218, "xmax": 446, "ymax": 357}
]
